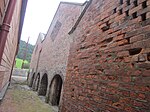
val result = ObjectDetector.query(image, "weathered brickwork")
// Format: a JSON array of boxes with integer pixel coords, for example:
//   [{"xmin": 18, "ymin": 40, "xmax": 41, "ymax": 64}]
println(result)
[
  {"xmin": 29, "ymin": 2, "xmax": 88, "ymax": 107},
  {"xmin": 0, "ymin": 0, "xmax": 9, "ymax": 25},
  {"xmin": 0, "ymin": 0, "xmax": 9, "ymax": 89},
  {"xmin": 61, "ymin": 0, "xmax": 150, "ymax": 112},
  {"xmin": 29, "ymin": 33, "xmax": 44, "ymax": 77},
  {"xmin": 0, "ymin": 0, "xmax": 27, "ymax": 100}
]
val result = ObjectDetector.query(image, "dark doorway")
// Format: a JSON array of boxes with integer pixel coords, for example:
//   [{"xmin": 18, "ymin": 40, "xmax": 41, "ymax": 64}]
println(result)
[
  {"xmin": 38, "ymin": 73, "xmax": 48, "ymax": 96},
  {"xmin": 35, "ymin": 73, "xmax": 40, "ymax": 91},
  {"xmin": 30, "ymin": 73, "xmax": 35, "ymax": 87},
  {"xmin": 49, "ymin": 75, "xmax": 63, "ymax": 106}
]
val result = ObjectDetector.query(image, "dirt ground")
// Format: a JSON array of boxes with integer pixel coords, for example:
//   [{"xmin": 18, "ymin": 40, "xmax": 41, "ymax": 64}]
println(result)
[{"xmin": 0, "ymin": 77, "xmax": 53, "ymax": 112}]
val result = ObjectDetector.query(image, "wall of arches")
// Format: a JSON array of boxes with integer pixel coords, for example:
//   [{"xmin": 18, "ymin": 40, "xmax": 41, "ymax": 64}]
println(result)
[{"xmin": 28, "ymin": 70, "xmax": 64, "ymax": 107}]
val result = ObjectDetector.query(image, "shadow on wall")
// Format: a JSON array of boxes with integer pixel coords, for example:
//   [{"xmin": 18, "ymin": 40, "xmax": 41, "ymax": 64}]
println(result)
[
  {"xmin": 48, "ymin": 75, "xmax": 63, "ymax": 106},
  {"xmin": 29, "ymin": 73, "xmax": 35, "ymax": 87},
  {"xmin": 34, "ymin": 73, "xmax": 40, "ymax": 91},
  {"xmin": 28, "ymin": 72, "xmax": 63, "ymax": 107},
  {"xmin": 38, "ymin": 73, "xmax": 48, "ymax": 96}
]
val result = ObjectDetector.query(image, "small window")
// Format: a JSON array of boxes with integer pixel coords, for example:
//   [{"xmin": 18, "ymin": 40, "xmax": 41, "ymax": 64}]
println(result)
[
  {"xmin": 127, "ymin": 0, "xmax": 130, "ymax": 5},
  {"xmin": 120, "ymin": 0, "xmax": 123, "ymax": 4},
  {"xmin": 50, "ymin": 21, "xmax": 62, "ymax": 41},
  {"xmin": 129, "ymin": 48, "xmax": 142, "ymax": 55},
  {"xmin": 142, "ymin": 1, "xmax": 147, "ymax": 9},
  {"xmin": 101, "ymin": 21, "xmax": 110, "ymax": 32},
  {"xmin": 141, "ymin": 13, "xmax": 146, "ymax": 21},
  {"xmin": 133, "ymin": 0, "xmax": 138, "ymax": 7},
  {"xmin": 132, "ymin": 12, "xmax": 137, "ymax": 19},
  {"xmin": 113, "ymin": 8, "xmax": 117, "ymax": 14},
  {"xmin": 119, "ymin": 9, "xmax": 123, "ymax": 15},
  {"xmin": 125, "ymin": 10, "xmax": 129, "ymax": 16}
]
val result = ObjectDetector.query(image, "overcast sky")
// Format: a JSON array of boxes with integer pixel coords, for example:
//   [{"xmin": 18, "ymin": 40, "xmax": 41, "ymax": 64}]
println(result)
[{"xmin": 21, "ymin": 0, "xmax": 87, "ymax": 45}]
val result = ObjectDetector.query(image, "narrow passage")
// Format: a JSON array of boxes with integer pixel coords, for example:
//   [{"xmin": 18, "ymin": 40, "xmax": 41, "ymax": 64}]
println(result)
[{"xmin": 0, "ymin": 77, "xmax": 53, "ymax": 112}]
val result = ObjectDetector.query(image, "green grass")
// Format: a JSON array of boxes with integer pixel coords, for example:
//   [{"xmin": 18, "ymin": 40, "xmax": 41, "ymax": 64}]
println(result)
[
  {"xmin": 0, "ymin": 80, "xmax": 53, "ymax": 112},
  {"xmin": 10, "ymin": 85, "xmax": 53, "ymax": 112},
  {"xmin": 15, "ymin": 58, "xmax": 28, "ymax": 69}
]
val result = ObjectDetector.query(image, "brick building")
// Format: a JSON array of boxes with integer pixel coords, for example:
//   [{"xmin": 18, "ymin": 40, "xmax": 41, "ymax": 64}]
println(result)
[
  {"xmin": 29, "ymin": 0, "xmax": 150, "ymax": 112},
  {"xmin": 29, "ymin": 1, "xmax": 89, "ymax": 109},
  {"xmin": 0, "ymin": 0, "xmax": 27, "ymax": 100}
]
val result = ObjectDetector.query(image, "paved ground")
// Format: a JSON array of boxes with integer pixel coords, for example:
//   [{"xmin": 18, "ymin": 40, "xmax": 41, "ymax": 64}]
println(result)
[{"xmin": 0, "ymin": 76, "xmax": 54, "ymax": 112}]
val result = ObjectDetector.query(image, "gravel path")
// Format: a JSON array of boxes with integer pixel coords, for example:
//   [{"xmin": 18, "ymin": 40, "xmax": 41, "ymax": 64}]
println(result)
[{"xmin": 0, "ymin": 77, "xmax": 53, "ymax": 112}]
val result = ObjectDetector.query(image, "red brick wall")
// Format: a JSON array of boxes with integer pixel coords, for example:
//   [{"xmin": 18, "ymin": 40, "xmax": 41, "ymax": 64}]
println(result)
[
  {"xmin": 61, "ymin": 0, "xmax": 150, "ymax": 111},
  {"xmin": 0, "ymin": 0, "xmax": 22, "ymax": 91}
]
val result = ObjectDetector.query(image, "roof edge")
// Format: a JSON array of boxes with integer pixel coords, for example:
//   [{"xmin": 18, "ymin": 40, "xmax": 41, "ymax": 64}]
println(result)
[
  {"xmin": 60, "ymin": 1, "xmax": 86, "ymax": 6},
  {"xmin": 68, "ymin": 0, "xmax": 92, "ymax": 35},
  {"xmin": 18, "ymin": 0, "xmax": 28, "ymax": 45},
  {"xmin": 44, "ymin": 1, "xmax": 88, "ymax": 42}
]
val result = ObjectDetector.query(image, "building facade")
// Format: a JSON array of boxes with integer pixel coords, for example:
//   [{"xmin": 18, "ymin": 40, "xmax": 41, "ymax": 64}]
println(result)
[
  {"xmin": 0, "ymin": 0, "xmax": 27, "ymax": 100},
  {"xmin": 29, "ymin": 0, "xmax": 150, "ymax": 112},
  {"xmin": 61, "ymin": 0, "xmax": 150, "ymax": 111},
  {"xmin": 29, "ymin": 1, "xmax": 88, "ymax": 108}
]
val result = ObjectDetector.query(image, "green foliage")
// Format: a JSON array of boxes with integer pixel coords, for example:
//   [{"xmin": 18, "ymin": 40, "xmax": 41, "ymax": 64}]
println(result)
[
  {"xmin": 17, "ymin": 40, "xmax": 34, "ymax": 62},
  {"xmin": 15, "ymin": 58, "xmax": 28, "ymax": 69}
]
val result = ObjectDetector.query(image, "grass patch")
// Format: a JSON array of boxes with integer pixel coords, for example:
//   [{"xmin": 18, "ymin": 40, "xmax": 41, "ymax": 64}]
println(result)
[
  {"xmin": 15, "ymin": 58, "xmax": 28, "ymax": 69},
  {"xmin": 11, "ymin": 87, "xmax": 53, "ymax": 112}
]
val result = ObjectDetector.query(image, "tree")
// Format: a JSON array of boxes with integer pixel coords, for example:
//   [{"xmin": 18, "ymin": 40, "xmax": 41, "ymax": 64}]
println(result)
[{"xmin": 17, "ymin": 40, "xmax": 34, "ymax": 62}]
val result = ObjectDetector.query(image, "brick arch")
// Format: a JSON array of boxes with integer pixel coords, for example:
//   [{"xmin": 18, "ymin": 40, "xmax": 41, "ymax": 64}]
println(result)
[
  {"xmin": 34, "ymin": 73, "xmax": 40, "ymax": 91},
  {"xmin": 48, "ymin": 74, "xmax": 63, "ymax": 106},
  {"xmin": 38, "ymin": 73, "xmax": 48, "ymax": 96},
  {"xmin": 52, "ymin": 70, "xmax": 64, "ymax": 81},
  {"xmin": 30, "ymin": 72, "xmax": 35, "ymax": 87}
]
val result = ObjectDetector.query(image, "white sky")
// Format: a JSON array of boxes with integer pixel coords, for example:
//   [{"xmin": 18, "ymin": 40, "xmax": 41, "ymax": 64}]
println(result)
[{"xmin": 21, "ymin": 0, "xmax": 87, "ymax": 45}]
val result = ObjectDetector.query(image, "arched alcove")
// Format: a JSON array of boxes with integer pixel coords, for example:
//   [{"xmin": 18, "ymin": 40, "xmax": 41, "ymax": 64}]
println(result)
[
  {"xmin": 38, "ymin": 73, "xmax": 48, "ymax": 96},
  {"xmin": 35, "ymin": 73, "xmax": 40, "ymax": 91},
  {"xmin": 30, "ymin": 73, "xmax": 35, "ymax": 87},
  {"xmin": 49, "ymin": 75, "xmax": 63, "ymax": 106}
]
